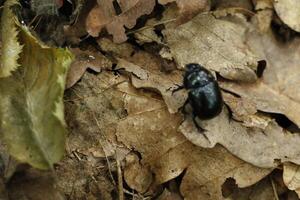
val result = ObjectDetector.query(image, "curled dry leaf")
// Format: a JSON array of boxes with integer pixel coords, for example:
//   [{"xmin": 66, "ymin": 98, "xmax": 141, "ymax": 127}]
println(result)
[
  {"xmin": 163, "ymin": 14, "xmax": 259, "ymax": 82},
  {"xmin": 66, "ymin": 48, "xmax": 112, "ymax": 89},
  {"xmin": 273, "ymin": 0, "xmax": 300, "ymax": 32},
  {"xmin": 115, "ymin": 81, "xmax": 271, "ymax": 199},
  {"xmin": 283, "ymin": 163, "xmax": 300, "ymax": 198},
  {"xmin": 86, "ymin": 0, "xmax": 156, "ymax": 43}
]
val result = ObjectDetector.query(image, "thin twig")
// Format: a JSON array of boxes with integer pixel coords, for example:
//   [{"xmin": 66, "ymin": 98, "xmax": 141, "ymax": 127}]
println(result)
[
  {"xmin": 270, "ymin": 177, "xmax": 280, "ymax": 200},
  {"xmin": 117, "ymin": 159, "xmax": 124, "ymax": 200},
  {"xmin": 92, "ymin": 112, "xmax": 117, "ymax": 186}
]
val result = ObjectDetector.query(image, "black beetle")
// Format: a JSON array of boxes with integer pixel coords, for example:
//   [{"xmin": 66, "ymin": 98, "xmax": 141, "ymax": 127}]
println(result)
[{"xmin": 173, "ymin": 63, "xmax": 223, "ymax": 128}]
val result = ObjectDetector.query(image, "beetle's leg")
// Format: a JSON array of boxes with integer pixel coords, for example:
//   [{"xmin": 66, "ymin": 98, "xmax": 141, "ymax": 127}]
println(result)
[
  {"xmin": 192, "ymin": 113, "xmax": 209, "ymax": 141},
  {"xmin": 166, "ymin": 84, "xmax": 185, "ymax": 94},
  {"xmin": 179, "ymin": 100, "xmax": 189, "ymax": 114},
  {"xmin": 110, "ymin": 64, "xmax": 125, "ymax": 76}
]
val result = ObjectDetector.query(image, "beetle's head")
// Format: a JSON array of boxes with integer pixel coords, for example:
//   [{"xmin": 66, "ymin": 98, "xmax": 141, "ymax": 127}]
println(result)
[{"xmin": 185, "ymin": 63, "xmax": 201, "ymax": 72}]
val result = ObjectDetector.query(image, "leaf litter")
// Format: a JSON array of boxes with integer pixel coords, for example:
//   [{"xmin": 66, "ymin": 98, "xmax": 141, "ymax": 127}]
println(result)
[{"xmin": 2, "ymin": 0, "xmax": 300, "ymax": 199}]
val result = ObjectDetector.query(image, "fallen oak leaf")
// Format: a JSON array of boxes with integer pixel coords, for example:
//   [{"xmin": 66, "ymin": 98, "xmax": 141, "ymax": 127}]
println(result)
[
  {"xmin": 66, "ymin": 48, "xmax": 112, "ymax": 89},
  {"xmin": 222, "ymin": 29, "xmax": 300, "ymax": 127},
  {"xmin": 222, "ymin": 92, "xmax": 272, "ymax": 129},
  {"xmin": 86, "ymin": 0, "xmax": 156, "ymax": 43},
  {"xmin": 180, "ymin": 107, "xmax": 300, "ymax": 168},
  {"xmin": 154, "ymin": 143, "xmax": 271, "ymax": 200},
  {"xmin": 117, "ymin": 53, "xmax": 186, "ymax": 114},
  {"xmin": 221, "ymin": 81, "xmax": 300, "ymax": 128},
  {"xmin": 163, "ymin": 13, "xmax": 259, "ymax": 82},
  {"xmin": 115, "ymin": 81, "xmax": 271, "ymax": 199}
]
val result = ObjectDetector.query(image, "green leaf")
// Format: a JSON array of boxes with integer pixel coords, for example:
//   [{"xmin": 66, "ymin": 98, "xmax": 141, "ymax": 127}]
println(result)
[
  {"xmin": 0, "ymin": 25, "xmax": 73, "ymax": 169},
  {"xmin": 0, "ymin": 0, "xmax": 23, "ymax": 77}
]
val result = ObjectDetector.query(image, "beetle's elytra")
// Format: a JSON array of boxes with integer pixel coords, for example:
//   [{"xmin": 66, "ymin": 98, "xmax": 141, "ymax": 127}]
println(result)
[{"xmin": 173, "ymin": 63, "xmax": 223, "ymax": 128}]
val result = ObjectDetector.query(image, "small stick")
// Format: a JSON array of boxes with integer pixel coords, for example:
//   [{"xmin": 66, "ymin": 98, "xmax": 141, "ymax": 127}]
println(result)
[
  {"xmin": 270, "ymin": 177, "xmax": 279, "ymax": 200},
  {"xmin": 117, "ymin": 159, "xmax": 124, "ymax": 200}
]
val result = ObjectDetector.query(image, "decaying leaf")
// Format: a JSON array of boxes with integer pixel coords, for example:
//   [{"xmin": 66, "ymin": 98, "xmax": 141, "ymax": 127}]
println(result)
[
  {"xmin": 273, "ymin": 0, "xmax": 300, "ymax": 32},
  {"xmin": 66, "ymin": 48, "xmax": 112, "ymax": 89},
  {"xmin": 86, "ymin": 0, "xmax": 156, "ymax": 43},
  {"xmin": 283, "ymin": 163, "xmax": 300, "ymax": 198},
  {"xmin": 0, "ymin": 25, "xmax": 73, "ymax": 169},
  {"xmin": 0, "ymin": 0, "xmax": 23, "ymax": 77},
  {"xmin": 163, "ymin": 13, "xmax": 259, "ymax": 82}
]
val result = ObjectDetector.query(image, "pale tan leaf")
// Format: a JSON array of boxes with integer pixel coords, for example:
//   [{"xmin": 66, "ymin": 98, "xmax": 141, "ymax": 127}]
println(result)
[
  {"xmin": 274, "ymin": 0, "xmax": 300, "ymax": 32},
  {"xmin": 222, "ymin": 29, "xmax": 300, "ymax": 127},
  {"xmin": 180, "ymin": 108, "xmax": 300, "ymax": 168},
  {"xmin": 163, "ymin": 14, "xmax": 259, "ymax": 82},
  {"xmin": 283, "ymin": 163, "xmax": 300, "ymax": 198},
  {"xmin": 115, "ymin": 79, "xmax": 271, "ymax": 199}
]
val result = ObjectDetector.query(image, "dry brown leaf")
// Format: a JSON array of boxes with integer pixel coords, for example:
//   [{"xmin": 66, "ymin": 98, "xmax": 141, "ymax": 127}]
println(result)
[
  {"xmin": 133, "ymin": 18, "xmax": 163, "ymax": 44},
  {"xmin": 273, "ymin": 0, "xmax": 300, "ymax": 32},
  {"xmin": 118, "ymin": 59, "xmax": 187, "ymax": 113},
  {"xmin": 110, "ymin": 41, "xmax": 300, "ymax": 168},
  {"xmin": 180, "ymin": 107, "xmax": 300, "ymax": 168},
  {"xmin": 115, "ymin": 81, "xmax": 271, "ymax": 199},
  {"xmin": 223, "ymin": 92, "xmax": 272, "ymax": 129},
  {"xmin": 163, "ymin": 13, "xmax": 259, "ymax": 82},
  {"xmin": 283, "ymin": 163, "xmax": 300, "ymax": 198},
  {"xmin": 96, "ymin": 38, "xmax": 183, "ymax": 113},
  {"xmin": 116, "ymin": 89, "xmax": 185, "ymax": 162},
  {"xmin": 124, "ymin": 153, "xmax": 153, "ymax": 193},
  {"xmin": 66, "ymin": 48, "xmax": 112, "ymax": 89},
  {"xmin": 159, "ymin": 0, "xmax": 210, "ymax": 24},
  {"xmin": 222, "ymin": 30, "xmax": 300, "ymax": 127},
  {"xmin": 86, "ymin": 0, "xmax": 156, "ymax": 43}
]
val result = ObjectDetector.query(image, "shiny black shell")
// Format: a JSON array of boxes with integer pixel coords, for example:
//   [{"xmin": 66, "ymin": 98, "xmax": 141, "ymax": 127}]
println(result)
[{"xmin": 184, "ymin": 63, "xmax": 223, "ymax": 119}]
